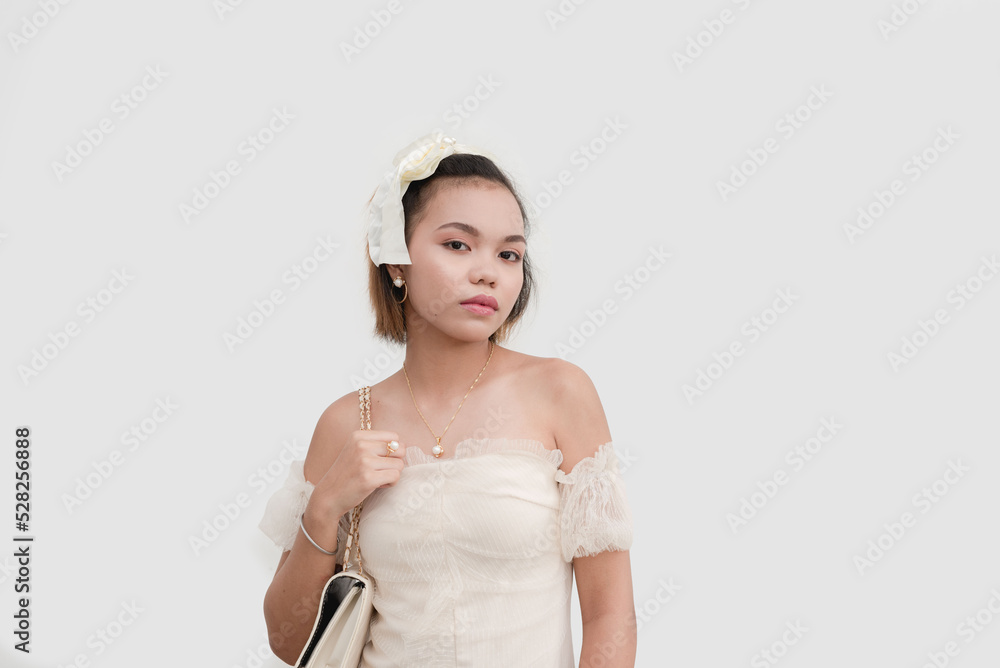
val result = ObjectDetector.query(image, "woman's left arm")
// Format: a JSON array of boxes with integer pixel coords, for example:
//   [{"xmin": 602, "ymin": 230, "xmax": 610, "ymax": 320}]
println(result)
[
  {"xmin": 547, "ymin": 359, "xmax": 638, "ymax": 667},
  {"xmin": 575, "ymin": 550, "xmax": 638, "ymax": 667}
]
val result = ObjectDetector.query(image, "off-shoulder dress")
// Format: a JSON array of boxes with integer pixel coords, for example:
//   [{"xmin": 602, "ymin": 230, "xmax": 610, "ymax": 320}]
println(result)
[{"xmin": 259, "ymin": 386, "xmax": 633, "ymax": 667}]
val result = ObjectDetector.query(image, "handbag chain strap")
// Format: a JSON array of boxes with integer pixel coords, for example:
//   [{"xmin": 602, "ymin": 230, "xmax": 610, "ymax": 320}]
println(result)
[{"xmin": 342, "ymin": 386, "xmax": 371, "ymax": 575}]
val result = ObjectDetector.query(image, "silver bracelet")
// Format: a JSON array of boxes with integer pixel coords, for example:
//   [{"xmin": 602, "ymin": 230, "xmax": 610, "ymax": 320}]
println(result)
[{"xmin": 299, "ymin": 514, "xmax": 337, "ymax": 556}]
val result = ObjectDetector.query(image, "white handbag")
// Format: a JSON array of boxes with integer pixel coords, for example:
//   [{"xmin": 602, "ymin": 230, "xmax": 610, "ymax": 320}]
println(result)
[{"xmin": 295, "ymin": 387, "xmax": 376, "ymax": 667}]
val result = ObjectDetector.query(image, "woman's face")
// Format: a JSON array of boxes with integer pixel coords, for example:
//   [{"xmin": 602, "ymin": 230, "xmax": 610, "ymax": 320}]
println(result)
[{"xmin": 391, "ymin": 179, "xmax": 526, "ymax": 343}]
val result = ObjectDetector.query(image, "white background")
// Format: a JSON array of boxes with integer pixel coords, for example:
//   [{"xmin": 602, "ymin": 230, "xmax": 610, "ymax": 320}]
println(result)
[{"xmin": 2, "ymin": 1, "xmax": 999, "ymax": 666}]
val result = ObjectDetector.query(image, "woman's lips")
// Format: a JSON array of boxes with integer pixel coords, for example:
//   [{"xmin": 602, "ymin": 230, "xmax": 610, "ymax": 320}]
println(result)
[{"xmin": 460, "ymin": 303, "xmax": 496, "ymax": 315}]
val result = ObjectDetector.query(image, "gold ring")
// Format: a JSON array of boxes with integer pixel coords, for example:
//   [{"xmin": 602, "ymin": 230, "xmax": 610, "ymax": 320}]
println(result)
[{"xmin": 386, "ymin": 440, "xmax": 399, "ymax": 456}]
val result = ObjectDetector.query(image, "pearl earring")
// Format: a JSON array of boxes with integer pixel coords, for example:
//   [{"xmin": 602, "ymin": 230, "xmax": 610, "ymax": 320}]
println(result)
[{"xmin": 393, "ymin": 276, "xmax": 407, "ymax": 304}]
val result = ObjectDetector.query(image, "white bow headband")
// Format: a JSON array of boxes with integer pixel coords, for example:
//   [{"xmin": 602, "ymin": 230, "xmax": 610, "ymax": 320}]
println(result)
[{"xmin": 365, "ymin": 132, "xmax": 497, "ymax": 266}]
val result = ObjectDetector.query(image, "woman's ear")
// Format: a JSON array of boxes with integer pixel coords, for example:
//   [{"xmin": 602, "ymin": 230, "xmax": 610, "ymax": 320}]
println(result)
[{"xmin": 384, "ymin": 264, "xmax": 404, "ymax": 283}]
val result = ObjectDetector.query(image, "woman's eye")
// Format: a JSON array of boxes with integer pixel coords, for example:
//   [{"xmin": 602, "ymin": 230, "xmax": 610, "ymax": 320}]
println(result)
[{"xmin": 446, "ymin": 241, "xmax": 520, "ymax": 262}]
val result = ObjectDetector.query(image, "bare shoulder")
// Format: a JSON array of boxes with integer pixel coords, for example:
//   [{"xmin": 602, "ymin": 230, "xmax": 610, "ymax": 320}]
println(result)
[
  {"xmin": 301, "ymin": 388, "xmax": 366, "ymax": 485},
  {"xmin": 497, "ymin": 351, "xmax": 569, "ymax": 406},
  {"xmin": 519, "ymin": 355, "xmax": 598, "ymax": 400},
  {"xmin": 533, "ymin": 357, "xmax": 613, "ymax": 472},
  {"xmin": 498, "ymin": 351, "xmax": 611, "ymax": 469},
  {"xmin": 499, "ymin": 349, "xmax": 576, "ymax": 384},
  {"xmin": 542, "ymin": 356, "xmax": 594, "ymax": 388}
]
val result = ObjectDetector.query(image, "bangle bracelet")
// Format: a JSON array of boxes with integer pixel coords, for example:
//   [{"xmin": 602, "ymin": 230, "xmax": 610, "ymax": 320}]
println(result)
[{"xmin": 299, "ymin": 514, "xmax": 337, "ymax": 556}]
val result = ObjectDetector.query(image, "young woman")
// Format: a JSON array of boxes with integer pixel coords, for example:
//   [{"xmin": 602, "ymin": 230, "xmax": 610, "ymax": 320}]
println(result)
[{"xmin": 260, "ymin": 134, "xmax": 636, "ymax": 666}]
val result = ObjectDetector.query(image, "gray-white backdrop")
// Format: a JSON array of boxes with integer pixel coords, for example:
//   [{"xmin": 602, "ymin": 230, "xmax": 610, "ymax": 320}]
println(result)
[{"xmin": 2, "ymin": 0, "xmax": 999, "ymax": 666}]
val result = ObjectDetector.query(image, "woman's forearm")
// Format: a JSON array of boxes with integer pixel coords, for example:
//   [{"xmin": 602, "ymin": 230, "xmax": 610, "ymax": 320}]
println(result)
[
  {"xmin": 262, "ymin": 503, "xmax": 346, "ymax": 664},
  {"xmin": 579, "ymin": 611, "xmax": 638, "ymax": 668}
]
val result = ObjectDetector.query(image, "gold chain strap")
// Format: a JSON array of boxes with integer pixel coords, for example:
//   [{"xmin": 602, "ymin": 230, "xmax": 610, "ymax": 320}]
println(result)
[{"xmin": 342, "ymin": 386, "xmax": 371, "ymax": 574}]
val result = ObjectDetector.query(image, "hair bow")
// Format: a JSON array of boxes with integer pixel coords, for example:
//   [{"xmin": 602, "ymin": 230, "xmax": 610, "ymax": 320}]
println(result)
[{"xmin": 366, "ymin": 132, "xmax": 495, "ymax": 266}]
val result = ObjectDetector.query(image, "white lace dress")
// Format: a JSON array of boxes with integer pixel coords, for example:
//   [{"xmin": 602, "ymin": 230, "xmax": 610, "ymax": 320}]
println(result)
[{"xmin": 259, "ymin": 437, "xmax": 633, "ymax": 667}]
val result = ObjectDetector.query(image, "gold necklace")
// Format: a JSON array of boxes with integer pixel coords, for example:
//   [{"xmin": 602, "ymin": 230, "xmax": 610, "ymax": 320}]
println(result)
[{"xmin": 403, "ymin": 340, "xmax": 495, "ymax": 458}]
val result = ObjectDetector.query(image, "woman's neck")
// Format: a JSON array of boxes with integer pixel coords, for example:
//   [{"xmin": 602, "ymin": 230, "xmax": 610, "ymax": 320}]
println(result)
[{"xmin": 400, "ymin": 336, "xmax": 498, "ymax": 403}]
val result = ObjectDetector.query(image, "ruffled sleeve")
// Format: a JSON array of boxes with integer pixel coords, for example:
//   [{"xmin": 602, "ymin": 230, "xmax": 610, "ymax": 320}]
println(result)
[
  {"xmin": 554, "ymin": 441, "xmax": 633, "ymax": 562},
  {"xmin": 258, "ymin": 459, "xmax": 351, "ymax": 563}
]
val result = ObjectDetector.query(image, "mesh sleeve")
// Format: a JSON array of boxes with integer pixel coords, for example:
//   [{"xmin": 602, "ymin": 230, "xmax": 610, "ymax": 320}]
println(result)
[
  {"xmin": 257, "ymin": 459, "xmax": 351, "ymax": 563},
  {"xmin": 554, "ymin": 442, "xmax": 634, "ymax": 562}
]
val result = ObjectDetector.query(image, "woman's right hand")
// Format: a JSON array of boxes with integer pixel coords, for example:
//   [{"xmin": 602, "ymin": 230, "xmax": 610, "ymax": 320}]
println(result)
[{"xmin": 307, "ymin": 429, "xmax": 407, "ymax": 520}]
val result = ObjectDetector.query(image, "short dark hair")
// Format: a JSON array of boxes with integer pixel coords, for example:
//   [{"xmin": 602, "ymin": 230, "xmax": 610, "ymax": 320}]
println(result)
[{"xmin": 365, "ymin": 153, "xmax": 536, "ymax": 346}]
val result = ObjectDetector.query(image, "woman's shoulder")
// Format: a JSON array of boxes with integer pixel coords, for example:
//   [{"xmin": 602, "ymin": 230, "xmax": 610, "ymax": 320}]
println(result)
[
  {"xmin": 500, "ymin": 351, "xmax": 601, "ymax": 428},
  {"xmin": 302, "ymin": 388, "xmax": 368, "ymax": 483},
  {"xmin": 515, "ymin": 354, "xmax": 611, "ymax": 472},
  {"xmin": 318, "ymin": 387, "xmax": 369, "ymax": 425},
  {"xmin": 510, "ymin": 351, "xmax": 594, "ymax": 393},
  {"xmin": 500, "ymin": 349, "xmax": 583, "ymax": 381},
  {"xmin": 355, "ymin": 348, "xmax": 588, "ymax": 392}
]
